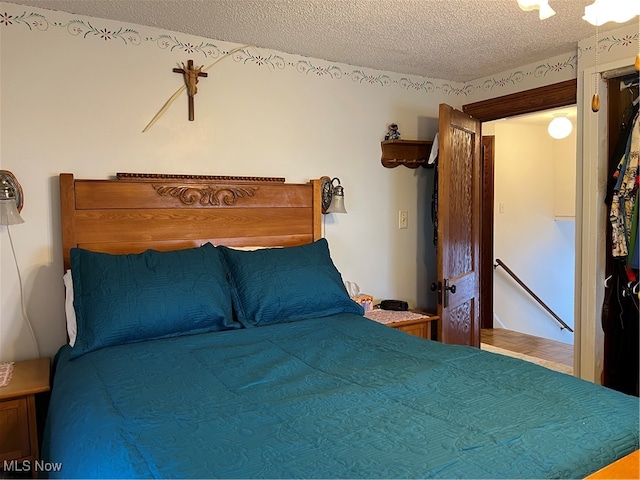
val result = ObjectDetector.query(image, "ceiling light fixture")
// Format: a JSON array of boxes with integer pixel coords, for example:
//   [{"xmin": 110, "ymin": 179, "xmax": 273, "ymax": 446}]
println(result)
[
  {"xmin": 582, "ymin": 0, "xmax": 640, "ymax": 26},
  {"xmin": 548, "ymin": 115, "xmax": 573, "ymax": 139},
  {"xmin": 517, "ymin": 0, "xmax": 639, "ymax": 25},
  {"xmin": 517, "ymin": 1, "xmax": 639, "ymax": 113},
  {"xmin": 516, "ymin": 0, "xmax": 555, "ymax": 20}
]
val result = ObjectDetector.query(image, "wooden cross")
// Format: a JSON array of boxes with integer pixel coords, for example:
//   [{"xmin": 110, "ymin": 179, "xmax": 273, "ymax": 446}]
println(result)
[{"xmin": 173, "ymin": 59, "xmax": 208, "ymax": 121}]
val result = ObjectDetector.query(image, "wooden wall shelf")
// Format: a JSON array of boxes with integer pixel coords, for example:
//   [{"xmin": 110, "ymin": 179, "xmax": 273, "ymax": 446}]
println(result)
[{"xmin": 381, "ymin": 139, "xmax": 433, "ymax": 168}]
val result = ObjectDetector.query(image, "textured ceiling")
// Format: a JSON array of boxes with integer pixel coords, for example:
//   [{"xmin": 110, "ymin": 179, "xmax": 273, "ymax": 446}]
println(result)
[{"xmin": 7, "ymin": 0, "xmax": 639, "ymax": 82}]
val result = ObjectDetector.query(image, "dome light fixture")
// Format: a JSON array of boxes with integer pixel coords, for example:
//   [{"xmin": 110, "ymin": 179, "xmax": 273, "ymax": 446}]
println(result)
[{"xmin": 548, "ymin": 115, "xmax": 573, "ymax": 140}]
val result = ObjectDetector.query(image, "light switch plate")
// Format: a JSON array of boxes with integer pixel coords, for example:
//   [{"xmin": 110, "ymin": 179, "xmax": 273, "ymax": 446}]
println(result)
[{"xmin": 399, "ymin": 210, "xmax": 408, "ymax": 229}]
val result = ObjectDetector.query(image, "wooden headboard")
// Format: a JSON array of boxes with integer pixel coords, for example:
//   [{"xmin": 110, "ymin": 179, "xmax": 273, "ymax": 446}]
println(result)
[{"xmin": 60, "ymin": 173, "xmax": 322, "ymax": 270}]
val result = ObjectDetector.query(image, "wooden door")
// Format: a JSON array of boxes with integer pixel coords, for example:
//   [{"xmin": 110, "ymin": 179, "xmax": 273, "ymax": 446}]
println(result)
[
  {"xmin": 436, "ymin": 104, "xmax": 482, "ymax": 347},
  {"xmin": 480, "ymin": 135, "xmax": 495, "ymax": 329}
]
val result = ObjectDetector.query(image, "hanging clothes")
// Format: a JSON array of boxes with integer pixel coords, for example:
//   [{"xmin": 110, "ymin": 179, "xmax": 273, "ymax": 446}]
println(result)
[
  {"xmin": 602, "ymin": 94, "xmax": 639, "ymax": 396},
  {"xmin": 429, "ymin": 133, "xmax": 439, "ymax": 247},
  {"xmin": 602, "ymin": 264, "xmax": 639, "ymax": 395},
  {"xmin": 630, "ymin": 190, "xmax": 639, "ymax": 269},
  {"xmin": 609, "ymin": 109, "xmax": 639, "ymax": 268},
  {"xmin": 606, "ymin": 102, "xmax": 638, "ymax": 206}
]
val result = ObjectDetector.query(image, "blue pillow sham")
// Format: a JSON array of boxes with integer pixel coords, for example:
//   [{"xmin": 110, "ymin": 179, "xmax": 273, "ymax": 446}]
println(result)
[
  {"xmin": 219, "ymin": 238, "xmax": 364, "ymax": 327},
  {"xmin": 70, "ymin": 244, "xmax": 238, "ymax": 359}
]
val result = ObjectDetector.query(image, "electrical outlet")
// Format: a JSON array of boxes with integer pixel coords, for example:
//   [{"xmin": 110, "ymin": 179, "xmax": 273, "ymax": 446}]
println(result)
[{"xmin": 399, "ymin": 210, "xmax": 408, "ymax": 229}]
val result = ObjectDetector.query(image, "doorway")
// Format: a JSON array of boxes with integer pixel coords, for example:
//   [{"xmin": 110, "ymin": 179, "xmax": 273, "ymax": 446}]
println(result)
[
  {"xmin": 486, "ymin": 108, "xmax": 577, "ymax": 346},
  {"xmin": 462, "ymin": 80, "xmax": 578, "ymax": 347}
]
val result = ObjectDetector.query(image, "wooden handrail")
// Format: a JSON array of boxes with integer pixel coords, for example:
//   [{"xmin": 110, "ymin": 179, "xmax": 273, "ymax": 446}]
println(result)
[{"xmin": 494, "ymin": 258, "xmax": 574, "ymax": 333}]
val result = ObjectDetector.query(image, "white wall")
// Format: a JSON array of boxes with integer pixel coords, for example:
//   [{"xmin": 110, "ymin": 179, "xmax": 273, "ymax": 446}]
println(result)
[
  {"xmin": 0, "ymin": 3, "xmax": 453, "ymax": 361},
  {"xmin": 490, "ymin": 121, "xmax": 576, "ymax": 345},
  {"xmin": 554, "ymin": 134, "xmax": 577, "ymax": 220},
  {"xmin": 0, "ymin": 3, "xmax": 636, "ymax": 374}
]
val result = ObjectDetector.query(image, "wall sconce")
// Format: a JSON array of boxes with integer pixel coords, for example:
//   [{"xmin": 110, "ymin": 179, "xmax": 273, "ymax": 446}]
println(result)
[
  {"xmin": 0, "ymin": 170, "xmax": 37, "ymax": 357},
  {"xmin": 321, "ymin": 176, "xmax": 347, "ymax": 214},
  {"xmin": 548, "ymin": 115, "xmax": 573, "ymax": 140},
  {"xmin": 0, "ymin": 170, "xmax": 24, "ymax": 225}
]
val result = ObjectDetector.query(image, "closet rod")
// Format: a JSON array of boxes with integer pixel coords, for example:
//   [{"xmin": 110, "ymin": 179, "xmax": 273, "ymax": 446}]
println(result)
[{"xmin": 601, "ymin": 65, "xmax": 638, "ymax": 80}]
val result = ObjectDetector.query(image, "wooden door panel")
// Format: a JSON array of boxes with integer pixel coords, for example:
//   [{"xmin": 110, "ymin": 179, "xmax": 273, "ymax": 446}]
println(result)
[
  {"xmin": 446, "ymin": 127, "xmax": 474, "ymax": 278},
  {"xmin": 444, "ymin": 273, "xmax": 477, "ymax": 345},
  {"xmin": 437, "ymin": 104, "xmax": 481, "ymax": 347},
  {"xmin": 447, "ymin": 300, "xmax": 474, "ymax": 343}
]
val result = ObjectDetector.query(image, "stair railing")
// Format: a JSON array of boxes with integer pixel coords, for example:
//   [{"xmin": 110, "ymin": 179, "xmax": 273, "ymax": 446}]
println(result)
[{"xmin": 494, "ymin": 258, "xmax": 574, "ymax": 333}]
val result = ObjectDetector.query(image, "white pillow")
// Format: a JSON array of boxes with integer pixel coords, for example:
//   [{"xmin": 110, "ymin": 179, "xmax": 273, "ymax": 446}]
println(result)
[{"xmin": 63, "ymin": 269, "xmax": 77, "ymax": 347}]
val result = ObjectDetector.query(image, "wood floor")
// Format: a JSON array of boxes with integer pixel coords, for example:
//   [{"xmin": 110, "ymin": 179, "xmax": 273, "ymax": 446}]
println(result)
[{"xmin": 481, "ymin": 328, "xmax": 573, "ymax": 367}]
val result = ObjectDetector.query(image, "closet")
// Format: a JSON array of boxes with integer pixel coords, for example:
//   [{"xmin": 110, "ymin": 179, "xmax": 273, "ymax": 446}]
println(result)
[{"xmin": 603, "ymin": 72, "xmax": 639, "ymax": 396}]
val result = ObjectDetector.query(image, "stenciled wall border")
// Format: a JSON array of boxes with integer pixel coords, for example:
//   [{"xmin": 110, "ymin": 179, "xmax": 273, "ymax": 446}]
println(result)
[{"xmin": 1, "ymin": 5, "xmax": 638, "ymax": 99}]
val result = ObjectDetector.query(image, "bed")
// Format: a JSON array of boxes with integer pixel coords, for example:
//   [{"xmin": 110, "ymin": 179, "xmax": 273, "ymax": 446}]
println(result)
[{"xmin": 42, "ymin": 172, "xmax": 639, "ymax": 479}]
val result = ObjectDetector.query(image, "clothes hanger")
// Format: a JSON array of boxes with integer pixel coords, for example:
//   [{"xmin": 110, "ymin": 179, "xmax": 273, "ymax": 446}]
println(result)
[
  {"xmin": 620, "ymin": 77, "xmax": 639, "ymax": 90},
  {"xmin": 604, "ymin": 274, "xmax": 612, "ymax": 288}
]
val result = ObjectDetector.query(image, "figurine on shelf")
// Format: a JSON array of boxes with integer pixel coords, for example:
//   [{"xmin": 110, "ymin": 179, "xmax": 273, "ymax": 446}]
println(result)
[{"xmin": 384, "ymin": 123, "xmax": 400, "ymax": 140}]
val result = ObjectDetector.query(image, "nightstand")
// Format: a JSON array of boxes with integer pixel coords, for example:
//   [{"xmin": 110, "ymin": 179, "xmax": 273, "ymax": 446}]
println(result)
[
  {"xmin": 364, "ymin": 309, "xmax": 439, "ymax": 340},
  {"xmin": 0, "ymin": 357, "xmax": 51, "ymax": 470}
]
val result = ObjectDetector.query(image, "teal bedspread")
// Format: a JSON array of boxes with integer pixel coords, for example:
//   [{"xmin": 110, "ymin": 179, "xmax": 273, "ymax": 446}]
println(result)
[{"xmin": 42, "ymin": 314, "xmax": 639, "ymax": 479}]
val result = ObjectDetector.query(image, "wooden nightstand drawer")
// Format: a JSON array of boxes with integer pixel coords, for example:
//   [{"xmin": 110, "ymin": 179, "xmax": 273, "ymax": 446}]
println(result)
[
  {"xmin": 0, "ymin": 396, "xmax": 34, "ymax": 462},
  {"xmin": 364, "ymin": 310, "xmax": 439, "ymax": 340},
  {"xmin": 394, "ymin": 320, "xmax": 430, "ymax": 339},
  {"xmin": 0, "ymin": 357, "xmax": 50, "ymax": 472}
]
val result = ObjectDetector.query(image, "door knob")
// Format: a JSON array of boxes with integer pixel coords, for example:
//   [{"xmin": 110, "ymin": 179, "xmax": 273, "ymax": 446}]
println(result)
[
  {"xmin": 431, "ymin": 281, "xmax": 442, "ymax": 304},
  {"xmin": 443, "ymin": 279, "xmax": 456, "ymax": 308}
]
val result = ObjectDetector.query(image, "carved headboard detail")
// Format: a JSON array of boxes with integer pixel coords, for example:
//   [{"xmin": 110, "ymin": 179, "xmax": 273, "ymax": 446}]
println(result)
[
  {"xmin": 152, "ymin": 184, "xmax": 258, "ymax": 207},
  {"xmin": 60, "ymin": 173, "xmax": 322, "ymax": 270}
]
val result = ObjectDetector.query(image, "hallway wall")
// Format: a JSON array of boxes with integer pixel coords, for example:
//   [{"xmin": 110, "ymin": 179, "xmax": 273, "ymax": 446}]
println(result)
[{"xmin": 486, "ymin": 120, "xmax": 576, "ymax": 345}]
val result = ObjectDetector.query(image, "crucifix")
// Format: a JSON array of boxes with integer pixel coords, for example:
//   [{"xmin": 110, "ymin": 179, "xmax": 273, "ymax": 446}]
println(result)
[{"xmin": 173, "ymin": 59, "xmax": 208, "ymax": 121}]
